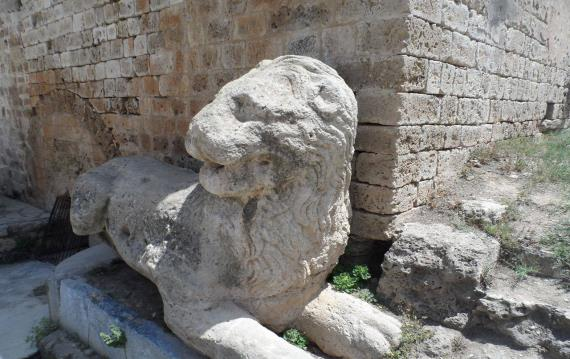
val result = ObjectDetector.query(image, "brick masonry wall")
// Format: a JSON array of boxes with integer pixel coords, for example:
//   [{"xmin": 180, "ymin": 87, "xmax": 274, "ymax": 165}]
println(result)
[{"xmin": 0, "ymin": 0, "xmax": 568, "ymax": 248}]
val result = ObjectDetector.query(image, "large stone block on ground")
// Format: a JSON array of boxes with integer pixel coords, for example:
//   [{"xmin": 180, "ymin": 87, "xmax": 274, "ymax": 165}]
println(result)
[
  {"xmin": 471, "ymin": 268, "xmax": 570, "ymax": 358},
  {"xmin": 377, "ymin": 223, "xmax": 500, "ymax": 329}
]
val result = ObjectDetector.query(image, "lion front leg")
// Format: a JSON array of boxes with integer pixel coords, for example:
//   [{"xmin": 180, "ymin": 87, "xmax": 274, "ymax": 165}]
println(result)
[
  {"xmin": 163, "ymin": 300, "xmax": 314, "ymax": 359},
  {"xmin": 295, "ymin": 286, "xmax": 402, "ymax": 359}
]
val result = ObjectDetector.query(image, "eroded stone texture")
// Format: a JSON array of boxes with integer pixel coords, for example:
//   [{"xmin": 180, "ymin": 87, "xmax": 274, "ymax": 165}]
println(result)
[
  {"xmin": 471, "ymin": 267, "xmax": 570, "ymax": 358},
  {"xmin": 460, "ymin": 199, "xmax": 507, "ymax": 224},
  {"xmin": 377, "ymin": 223, "xmax": 500, "ymax": 329},
  {"xmin": 71, "ymin": 56, "xmax": 401, "ymax": 358}
]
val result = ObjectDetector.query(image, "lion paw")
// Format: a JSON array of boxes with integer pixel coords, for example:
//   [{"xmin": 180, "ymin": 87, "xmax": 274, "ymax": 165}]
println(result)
[{"xmin": 296, "ymin": 286, "xmax": 401, "ymax": 359}]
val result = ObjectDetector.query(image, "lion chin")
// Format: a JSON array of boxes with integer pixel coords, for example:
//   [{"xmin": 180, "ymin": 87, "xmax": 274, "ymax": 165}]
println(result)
[{"xmin": 70, "ymin": 55, "xmax": 401, "ymax": 359}]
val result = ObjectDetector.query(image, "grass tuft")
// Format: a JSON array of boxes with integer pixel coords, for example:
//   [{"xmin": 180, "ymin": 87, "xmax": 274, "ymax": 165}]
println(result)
[
  {"xmin": 514, "ymin": 264, "xmax": 537, "ymax": 281},
  {"xmin": 541, "ymin": 220, "xmax": 570, "ymax": 269},
  {"xmin": 26, "ymin": 317, "xmax": 58, "ymax": 348},
  {"xmin": 387, "ymin": 316, "xmax": 433, "ymax": 359}
]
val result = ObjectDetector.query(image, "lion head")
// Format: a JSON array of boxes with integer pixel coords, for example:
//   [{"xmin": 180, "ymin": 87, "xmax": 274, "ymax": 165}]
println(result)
[{"xmin": 185, "ymin": 56, "xmax": 358, "ymax": 324}]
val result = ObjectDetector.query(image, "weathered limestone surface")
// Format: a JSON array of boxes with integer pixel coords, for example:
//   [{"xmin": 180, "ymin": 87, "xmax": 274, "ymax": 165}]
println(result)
[
  {"xmin": 460, "ymin": 199, "xmax": 507, "ymax": 224},
  {"xmin": 471, "ymin": 268, "xmax": 570, "ymax": 358},
  {"xmin": 377, "ymin": 223, "xmax": 500, "ymax": 329},
  {"xmin": 0, "ymin": 0, "xmax": 567, "ymax": 253},
  {"xmin": 71, "ymin": 56, "xmax": 401, "ymax": 358}
]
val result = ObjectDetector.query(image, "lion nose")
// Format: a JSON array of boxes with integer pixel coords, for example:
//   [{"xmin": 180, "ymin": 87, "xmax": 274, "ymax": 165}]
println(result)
[{"xmin": 186, "ymin": 113, "xmax": 262, "ymax": 166}]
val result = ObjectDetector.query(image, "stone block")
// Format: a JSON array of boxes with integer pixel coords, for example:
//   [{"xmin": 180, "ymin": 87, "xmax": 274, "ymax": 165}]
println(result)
[
  {"xmin": 367, "ymin": 55, "xmax": 428, "ymax": 92},
  {"xmin": 466, "ymin": 9, "xmax": 488, "ymax": 42},
  {"xmin": 351, "ymin": 182, "xmax": 417, "ymax": 214},
  {"xmin": 147, "ymin": 32, "xmax": 163, "ymax": 54},
  {"xmin": 119, "ymin": 0, "xmax": 135, "ymax": 18},
  {"xmin": 440, "ymin": 63, "xmax": 455, "ymax": 95},
  {"xmin": 135, "ymin": 0, "xmax": 150, "ymax": 14},
  {"xmin": 459, "ymin": 125, "xmax": 480, "ymax": 147},
  {"xmin": 358, "ymin": 18, "xmax": 407, "ymax": 55},
  {"xmin": 418, "ymin": 125, "xmax": 446, "ymax": 150},
  {"xmin": 103, "ymin": 2, "xmax": 119, "ymax": 24},
  {"xmin": 457, "ymin": 98, "xmax": 490, "ymax": 125},
  {"xmin": 441, "ymin": 0, "xmax": 468, "ymax": 32},
  {"xmin": 120, "ymin": 58, "xmax": 134, "ymax": 77},
  {"xmin": 505, "ymin": 28, "xmax": 526, "ymax": 54},
  {"xmin": 83, "ymin": 9, "xmax": 96, "ymax": 29},
  {"xmin": 116, "ymin": 78, "xmax": 129, "ymax": 97},
  {"xmin": 134, "ymin": 34, "xmax": 147, "ymax": 56},
  {"xmin": 72, "ymin": 13, "xmax": 84, "ymax": 33},
  {"xmin": 101, "ymin": 39, "xmax": 124, "ymax": 61},
  {"xmin": 426, "ymin": 60, "xmax": 442, "ymax": 94},
  {"xmin": 106, "ymin": 24, "xmax": 118, "ymax": 40},
  {"xmin": 447, "ymin": 32, "xmax": 476, "ymax": 67},
  {"xmin": 127, "ymin": 17, "xmax": 141, "ymax": 36},
  {"xmin": 149, "ymin": 51, "xmax": 174, "ymax": 75},
  {"xmin": 358, "ymin": 90, "xmax": 440, "ymax": 125},
  {"xmin": 104, "ymin": 79, "xmax": 116, "ymax": 97},
  {"xmin": 322, "ymin": 25, "xmax": 356, "ymax": 61},
  {"xmin": 141, "ymin": 12, "xmax": 160, "ymax": 33},
  {"xmin": 451, "ymin": 68, "xmax": 466, "ymax": 97},
  {"xmin": 24, "ymin": 43, "xmax": 47, "ymax": 60},
  {"xmin": 350, "ymin": 210, "xmax": 399, "ymax": 241},
  {"xmin": 417, "ymin": 151, "xmax": 437, "ymax": 180},
  {"xmin": 440, "ymin": 96, "xmax": 458, "ymax": 124},
  {"xmin": 134, "ymin": 55, "xmax": 150, "ymax": 76},
  {"xmin": 415, "ymin": 179, "xmax": 435, "ymax": 206},
  {"xmin": 287, "ymin": 34, "xmax": 320, "ymax": 58},
  {"xmin": 355, "ymin": 125, "xmax": 422, "ymax": 155},
  {"xmin": 378, "ymin": 223, "xmax": 500, "ymax": 329},
  {"xmin": 409, "ymin": 0, "xmax": 442, "ymax": 24},
  {"xmin": 93, "ymin": 26, "xmax": 107, "ymax": 45},
  {"xmin": 404, "ymin": 17, "xmax": 450, "ymax": 60},
  {"xmin": 443, "ymin": 125, "xmax": 461, "ymax": 148},
  {"xmin": 355, "ymin": 153, "xmax": 419, "ymax": 188},
  {"xmin": 105, "ymin": 59, "xmax": 122, "ymax": 78}
]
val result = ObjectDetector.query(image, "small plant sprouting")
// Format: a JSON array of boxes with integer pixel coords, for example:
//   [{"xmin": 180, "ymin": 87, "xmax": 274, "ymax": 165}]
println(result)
[
  {"xmin": 354, "ymin": 288, "xmax": 378, "ymax": 304},
  {"xmin": 330, "ymin": 264, "xmax": 373, "ymax": 294},
  {"xmin": 282, "ymin": 328, "xmax": 309, "ymax": 350},
  {"xmin": 26, "ymin": 317, "xmax": 58, "ymax": 347},
  {"xmin": 451, "ymin": 335, "xmax": 467, "ymax": 353},
  {"xmin": 386, "ymin": 316, "xmax": 433, "ymax": 359},
  {"xmin": 332, "ymin": 272, "xmax": 359, "ymax": 293},
  {"xmin": 352, "ymin": 265, "xmax": 372, "ymax": 281},
  {"xmin": 99, "ymin": 324, "xmax": 126, "ymax": 348}
]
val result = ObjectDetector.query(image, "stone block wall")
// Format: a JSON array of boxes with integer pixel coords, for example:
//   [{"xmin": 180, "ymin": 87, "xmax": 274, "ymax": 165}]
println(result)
[
  {"xmin": 0, "ymin": 0, "xmax": 568, "ymax": 247},
  {"xmin": 0, "ymin": 6, "xmax": 31, "ymax": 198},
  {"xmin": 351, "ymin": 0, "xmax": 570, "ymax": 242}
]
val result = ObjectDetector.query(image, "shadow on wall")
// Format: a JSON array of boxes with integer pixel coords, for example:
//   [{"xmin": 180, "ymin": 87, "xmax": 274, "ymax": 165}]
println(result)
[{"xmin": 27, "ymin": 90, "xmax": 119, "ymax": 208}]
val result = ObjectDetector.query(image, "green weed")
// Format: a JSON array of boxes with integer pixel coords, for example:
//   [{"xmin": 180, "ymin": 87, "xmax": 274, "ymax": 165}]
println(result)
[
  {"xmin": 99, "ymin": 324, "xmax": 126, "ymax": 348},
  {"xmin": 282, "ymin": 328, "xmax": 309, "ymax": 350},
  {"xmin": 330, "ymin": 264, "xmax": 372, "ymax": 294},
  {"xmin": 26, "ymin": 317, "xmax": 58, "ymax": 347}
]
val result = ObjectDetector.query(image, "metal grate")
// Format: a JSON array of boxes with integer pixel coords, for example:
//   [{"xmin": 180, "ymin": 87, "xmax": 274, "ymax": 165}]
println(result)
[{"xmin": 36, "ymin": 192, "xmax": 88, "ymax": 264}]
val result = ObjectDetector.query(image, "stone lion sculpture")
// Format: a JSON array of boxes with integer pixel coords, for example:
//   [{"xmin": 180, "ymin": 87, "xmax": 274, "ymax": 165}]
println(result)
[{"xmin": 70, "ymin": 56, "xmax": 401, "ymax": 358}]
